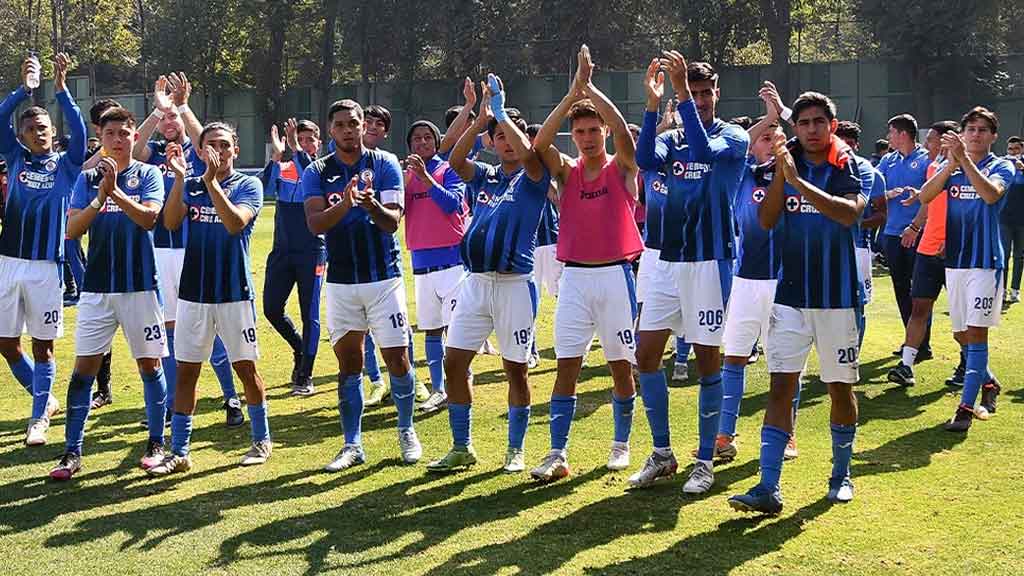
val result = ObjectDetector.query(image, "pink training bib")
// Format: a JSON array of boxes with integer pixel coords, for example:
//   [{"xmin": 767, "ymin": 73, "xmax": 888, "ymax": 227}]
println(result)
[
  {"xmin": 557, "ymin": 155, "xmax": 643, "ymax": 263},
  {"xmin": 404, "ymin": 159, "xmax": 467, "ymax": 251}
]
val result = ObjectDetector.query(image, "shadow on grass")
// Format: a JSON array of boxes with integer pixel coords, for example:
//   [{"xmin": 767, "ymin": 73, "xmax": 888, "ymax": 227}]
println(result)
[{"xmin": 851, "ymin": 423, "xmax": 966, "ymax": 478}]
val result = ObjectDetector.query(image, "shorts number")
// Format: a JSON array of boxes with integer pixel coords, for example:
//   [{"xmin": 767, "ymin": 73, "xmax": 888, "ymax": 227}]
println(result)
[
  {"xmin": 616, "ymin": 329, "xmax": 634, "ymax": 345},
  {"xmin": 973, "ymin": 297, "xmax": 994, "ymax": 311},
  {"xmin": 698, "ymin": 309, "xmax": 723, "ymax": 327},
  {"xmin": 837, "ymin": 347, "xmax": 858, "ymax": 364},
  {"xmin": 389, "ymin": 312, "xmax": 406, "ymax": 329},
  {"xmin": 242, "ymin": 327, "xmax": 257, "ymax": 343},
  {"xmin": 513, "ymin": 328, "xmax": 531, "ymax": 346},
  {"xmin": 143, "ymin": 325, "xmax": 162, "ymax": 342},
  {"xmin": 43, "ymin": 310, "xmax": 59, "ymax": 325},
  {"xmin": 450, "ymin": 299, "xmax": 458, "ymax": 312}
]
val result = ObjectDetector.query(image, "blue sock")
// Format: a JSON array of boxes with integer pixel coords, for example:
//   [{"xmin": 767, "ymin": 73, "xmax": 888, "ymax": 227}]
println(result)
[
  {"xmin": 612, "ymin": 393, "xmax": 635, "ymax": 444},
  {"xmin": 210, "ymin": 336, "xmax": 237, "ymax": 400},
  {"xmin": 248, "ymin": 403, "xmax": 270, "ymax": 443},
  {"xmin": 425, "ymin": 335, "xmax": 445, "ymax": 394},
  {"xmin": 676, "ymin": 338, "xmax": 690, "ymax": 364},
  {"xmin": 720, "ymin": 363, "xmax": 745, "ymax": 437},
  {"xmin": 64, "ymin": 373, "xmax": 95, "ymax": 454},
  {"xmin": 170, "ymin": 412, "xmax": 193, "ymax": 456},
  {"xmin": 163, "ymin": 325, "xmax": 178, "ymax": 404},
  {"xmin": 830, "ymin": 423, "xmax": 856, "ymax": 481},
  {"xmin": 31, "ymin": 359, "xmax": 55, "ymax": 419},
  {"xmin": 338, "ymin": 374, "xmax": 364, "ymax": 445},
  {"xmin": 638, "ymin": 371, "xmax": 670, "ymax": 448},
  {"xmin": 449, "ymin": 402, "xmax": 472, "ymax": 448},
  {"xmin": 140, "ymin": 369, "xmax": 167, "ymax": 444},
  {"xmin": 549, "ymin": 395, "xmax": 575, "ymax": 451},
  {"xmin": 758, "ymin": 425, "xmax": 790, "ymax": 491},
  {"xmin": 7, "ymin": 353, "xmax": 34, "ymax": 394},
  {"xmin": 961, "ymin": 343, "xmax": 988, "ymax": 408},
  {"xmin": 390, "ymin": 371, "xmax": 415, "ymax": 430},
  {"xmin": 508, "ymin": 405, "xmax": 531, "ymax": 450},
  {"xmin": 792, "ymin": 379, "xmax": 803, "ymax": 421},
  {"xmin": 364, "ymin": 333, "xmax": 381, "ymax": 383},
  {"xmin": 697, "ymin": 373, "xmax": 723, "ymax": 461}
]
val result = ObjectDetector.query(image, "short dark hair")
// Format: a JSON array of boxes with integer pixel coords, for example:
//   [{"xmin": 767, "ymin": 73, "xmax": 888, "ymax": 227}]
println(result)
[
  {"xmin": 887, "ymin": 114, "xmax": 918, "ymax": 139},
  {"xmin": 687, "ymin": 62, "xmax": 718, "ymax": 85},
  {"xmin": 835, "ymin": 120, "xmax": 862, "ymax": 142},
  {"xmin": 486, "ymin": 109, "xmax": 527, "ymax": 140},
  {"xmin": 874, "ymin": 139, "xmax": 889, "ymax": 154},
  {"xmin": 365, "ymin": 104, "xmax": 391, "ymax": 132},
  {"xmin": 97, "ymin": 107, "xmax": 136, "ymax": 129},
  {"xmin": 960, "ymin": 106, "xmax": 998, "ymax": 133},
  {"xmin": 791, "ymin": 92, "xmax": 837, "ymax": 122},
  {"xmin": 327, "ymin": 99, "xmax": 364, "ymax": 124},
  {"xmin": 525, "ymin": 123, "xmax": 542, "ymax": 140},
  {"xmin": 729, "ymin": 116, "xmax": 753, "ymax": 130},
  {"xmin": 930, "ymin": 120, "xmax": 961, "ymax": 136},
  {"xmin": 445, "ymin": 105, "xmax": 475, "ymax": 128},
  {"xmin": 296, "ymin": 119, "xmax": 319, "ymax": 136},
  {"xmin": 198, "ymin": 121, "xmax": 239, "ymax": 148},
  {"xmin": 18, "ymin": 106, "xmax": 50, "ymax": 130},
  {"xmin": 568, "ymin": 99, "xmax": 603, "ymax": 126},
  {"xmin": 1008, "ymin": 136, "xmax": 1023, "ymax": 145},
  {"xmin": 89, "ymin": 98, "xmax": 122, "ymax": 126}
]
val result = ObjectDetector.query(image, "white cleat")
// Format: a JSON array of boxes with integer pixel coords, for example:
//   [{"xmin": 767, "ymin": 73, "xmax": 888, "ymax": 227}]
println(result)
[
  {"xmin": 240, "ymin": 440, "xmax": 272, "ymax": 466},
  {"xmin": 607, "ymin": 441, "xmax": 631, "ymax": 471},
  {"xmin": 530, "ymin": 450, "xmax": 571, "ymax": 482},
  {"xmin": 418, "ymin": 391, "xmax": 448, "ymax": 413},
  {"xmin": 399, "ymin": 428, "xmax": 423, "ymax": 464},
  {"xmin": 671, "ymin": 361, "xmax": 688, "ymax": 382},
  {"xmin": 25, "ymin": 417, "xmax": 50, "ymax": 446},
  {"xmin": 627, "ymin": 450, "xmax": 678, "ymax": 488},
  {"xmin": 682, "ymin": 460, "xmax": 714, "ymax": 494},
  {"xmin": 324, "ymin": 444, "xmax": 366, "ymax": 472},
  {"xmin": 503, "ymin": 447, "xmax": 526, "ymax": 473}
]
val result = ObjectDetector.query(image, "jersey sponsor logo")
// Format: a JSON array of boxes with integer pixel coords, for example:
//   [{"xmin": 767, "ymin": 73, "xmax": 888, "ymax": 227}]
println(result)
[
  {"xmin": 580, "ymin": 186, "xmax": 609, "ymax": 200},
  {"xmin": 785, "ymin": 194, "xmax": 821, "ymax": 214},
  {"xmin": 325, "ymin": 175, "xmax": 343, "ymax": 183},
  {"xmin": 476, "ymin": 190, "xmax": 490, "ymax": 204},
  {"xmin": 785, "ymin": 195, "xmax": 800, "ymax": 212},
  {"xmin": 412, "ymin": 191, "xmax": 431, "ymax": 201},
  {"xmin": 18, "ymin": 169, "xmax": 56, "ymax": 189},
  {"xmin": 949, "ymin": 185, "xmax": 980, "ymax": 200},
  {"xmin": 189, "ymin": 204, "xmax": 224, "ymax": 224},
  {"xmin": 752, "ymin": 187, "xmax": 766, "ymax": 203},
  {"xmin": 327, "ymin": 191, "xmax": 344, "ymax": 206},
  {"xmin": 651, "ymin": 179, "xmax": 666, "ymax": 194},
  {"xmin": 100, "ymin": 194, "xmax": 141, "ymax": 213},
  {"xmin": 671, "ymin": 160, "xmax": 711, "ymax": 180}
]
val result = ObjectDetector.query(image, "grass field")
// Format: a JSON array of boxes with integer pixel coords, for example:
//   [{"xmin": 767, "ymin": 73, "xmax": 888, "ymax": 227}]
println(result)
[{"xmin": 1, "ymin": 202, "xmax": 1023, "ymax": 575}]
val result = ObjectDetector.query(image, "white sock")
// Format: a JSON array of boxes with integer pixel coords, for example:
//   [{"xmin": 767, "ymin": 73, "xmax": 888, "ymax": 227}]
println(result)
[{"xmin": 902, "ymin": 346, "xmax": 918, "ymax": 368}]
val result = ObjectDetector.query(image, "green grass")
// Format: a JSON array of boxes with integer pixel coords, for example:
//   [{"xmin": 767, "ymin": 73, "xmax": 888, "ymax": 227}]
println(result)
[{"xmin": 1, "ymin": 202, "xmax": 1023, "ymax": 575}]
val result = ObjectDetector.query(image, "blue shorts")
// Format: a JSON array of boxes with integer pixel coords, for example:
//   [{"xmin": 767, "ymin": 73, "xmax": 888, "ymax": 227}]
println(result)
[{"xmin": 911, "ymin": 253, "xmax": 945, "ymax": 300}]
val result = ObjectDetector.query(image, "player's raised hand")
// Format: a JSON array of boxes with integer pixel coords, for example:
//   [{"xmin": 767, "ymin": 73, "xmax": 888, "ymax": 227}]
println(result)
[
  {"xmin": 97, "ymin": 156, "xmax": 117, "ymax": 203},
  {"xmin": 771, "ymin": 132, "xmax": 798, "ymax": 183},
  {"xmin": 487, "ymin": 74, "xmax": 507, "ymax": 122},
  {"xmin": 759, "ymin": 81, "xmax": 782, "ymax": 121},
  {"xmin": 406, "ymin": 154, "xmax": 430, "ymax": 184},
  {"xmin": 202, "ymin": 145, "xmax": 221, "ymax": 181},
  {"xmin": 644, "ymin": 58, "xmax": 664, "ymax": 109},
  {"xmin": 660, "ymin": 50, "xmax": 689, "ymax": 99},
  {"xmin": 941, "ymin": 132, "xmax": 966, "ymax": 163},
  {"xmin": 479, "ymin": 80, "xmax": 494, "ymax": 122},
  {"xmin": 462, "ymin": 77, "xmax": 477, "ymax": 109},
  {"xmin": 166, "ymin": 142, "xmax": 188, "ymax": 178},
  {"xmin": 575, "ymin": 44, "xmax": 594, "ymax": 91},
  {"xmin": 53, "ymin": 52, "xmax": 71, "ymax": 93},
  {"xmin": 269, "ymin": 124, "xmax": 286, "ymax": 158},
  {"xmin": 153, "ymin": 76, "xmax": 173, "ymax": 112},
  {"xmin": 284, "ymin": 118, "xmax": 300, "ymax": 151},
  {"xmin": 169, "ymin": 72, "xmax": 191, "ymax": 107}
]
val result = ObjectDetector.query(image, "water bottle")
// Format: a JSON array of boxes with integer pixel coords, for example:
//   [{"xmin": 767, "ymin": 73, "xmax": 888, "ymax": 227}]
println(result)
[{"xmin": 26, "ymin": 51, "xmax": 40, "ymax": 90}]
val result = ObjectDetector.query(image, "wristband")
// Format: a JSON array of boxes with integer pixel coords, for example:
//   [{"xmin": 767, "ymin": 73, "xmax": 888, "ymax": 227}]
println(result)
[
  {"xmin": 89, "ymin": 197, "xmax": 102, "ymax": 210},
  {"xmin": 780, "ymin": 106, "xmax": 793, "ymax": 122},
  {"xmin": 177, "ymin": 104, "xmax": 190, "ymax": 114},
  {"xmin": 909, "ymin": 224, "xmax": 921, "ymax": 233},
  {"xmin": 151, "ymin": 108, "xmax": 165, "ymax": 119}
]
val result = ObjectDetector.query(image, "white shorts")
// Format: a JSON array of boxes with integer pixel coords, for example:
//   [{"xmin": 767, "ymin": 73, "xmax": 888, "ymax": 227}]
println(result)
[
  {"xmin": 766, "ymin": 304, "xmax": 860, "ymax": 384},
  {"xmin": 638, "ymin": 259, "xmax": 732, "ymax": 347},
  {"xmin": 945, "ymin": 268, "xmax": 1003, "ymax": 332},
  {"xmin": 635, "ymin": 247, "xmax": 664, "ymax": 304},
  {"xmin": 722, "ymin": 277, "xmax": 777, "ymax": 357},
  {"xmin": 175, "ymin": 299, "xmax": 259, "ymax": 363},
  {"xmin": 0, "ymin": 255, "xmax": 64, "ymax": 340},
  {"xmin": 447, "ymin": 272, "xmax": 537, "ymax": 364},
  {"xmin": 855, "ymin": 246, "xmax": 873, "ymax": 304},
  {"xmin": 555, "ymin": 264, "xmax": 638, "ymax": 361},
  {"xmin": 534, "ymin": 244, "xmax": 563, "ymax": 298},
  {"xmin": 155, "ymin": 248, "xmax": 185, "ymax": 322},
  {"xmin": 325, "ymin": 277, "xmax": 409, "ymax": 348},
  {"xmin": 413, "ymin": 266, "xmax": 466, "ymax": 331},
  {"xmin": 75, "ymin": 291, "xmax": 167, "ymax": 359}
]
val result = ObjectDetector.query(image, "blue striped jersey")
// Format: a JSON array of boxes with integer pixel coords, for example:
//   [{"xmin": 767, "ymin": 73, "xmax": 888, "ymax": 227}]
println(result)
[
  {"xmin": 461, "ymin": 162, "xmax": 550, "ymax": 274},
  {"xmin": 0, "ymin": 87, "xmax": 87, "ymax": 262},
  {"xmin": 635, "ymin": 102, "xmax": 748, "ymax": 263},
  {"xmin": 145, "ymin": 139, "xmax": 206, "ymax": 249},
  {"xmin": 854, "ymin": 155, "xmax": 886, "ymax": 248},
  {"xmin": 70, "ymin": 161, "xmax": 164, "ymax": 293},
  {"xmin": 261, "ymin": 159, "xmax": 324, "ymax": 254},
  {"xmin": 945, "ymin": 153, "xmax": 1014, "ymax": 270},
  {"xmin": 301, "ymin": 149, "xmax": 404, "ymax": 284},
  {"xmin": 734, "ymin": 158, "xmax": 781, "ymax": 280},
  {"xmin": 179, "ymin": 172, "xmax": 263, "ymax": 303},
  {"xmin": 774, "ymin": 149, "xmax": 864, "ymax": 309},
  {"xmin": 878, "ymin": 146, "xmax": 929, "ymax": 236},
  {"xmin": 536, "ymin": 197, "xmax": 559, "ymax": 247},
  {"xmin": 641, "ymin": 169, "xmax": 667, "ymax": 250}
]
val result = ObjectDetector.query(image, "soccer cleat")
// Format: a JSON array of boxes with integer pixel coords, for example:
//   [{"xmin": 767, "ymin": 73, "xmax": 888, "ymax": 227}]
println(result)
[
  {"xmin": 827, "ymin": 476, "xmax": 855, "ymax": 503},
  {"xmin": 530, "ymin": 450, "xmax": 571, "ymax": 483},
  {"xmin": 627, "ymin": 450, "xmax": 678, "ymax": 488},
  {"xmin": 892, "ymin": 347, "xmax": 903, "ymax": 358},
  {"xmin": 1011, "ymin": 289, "xmax": 1021, "ymax": 304},
  {"xmin": 729, "ymin": 484, "xmax": 784, "ymax": 515},
  {"xmin": 607, "ymin": 441, "xmax": 631, "ymax": 471},
  {"xmin": 49, "ymin": 452, "xmax": 82, "ymax": 481},
  {"xmin": 527, "ymin": 351, "xmax": 539, "ymax": 369},
  {"xmin": 690, "ymin": 434, "xmax": 738, "ymax": 462},
  {"xmin": 671, "ymin": 361, "xmax": 689, "ymax": 383},
  {"xmin": 784, "ymin": 435, "xmax": 799, "ymax": 460},
  {"xmin": 140, "ymin": 439, "xmax": 165, "ymax": 470},
  {"xmin": 364, "ymin": 380, "xmax": 389, "ymax": 406},
  {"xmin": 90, "ymin": 389, "xmax": 112, "ymax": 409},
  {"xmin": 414, "ymin": 379, "xmax": 431, "ymax": 403},
  {"xmin": 887, "ymin": 363, "xmax": 915, "ymax": 387},
  {"xmin": 427, "ymin": 446, "xmax": 478, "ymax": 472},
  {"xmin": 240, "ymin": 440, "xmax": 272, "ymax": 466},
  {"xmin": 25, "ymin": 417, "xmax": 49, "ymax": 446},
  {"xmin": 682, "ymin": 460, "xmax": 714, "ymax": 494},
  {"xmin": 980, "ymin": 378, "xmax": 1002, "ymax": 415},
  {"xmin": 224, "ymin": 397, "xmax": 245, "ymax": 428},
  {"xmin": 915, "ymin": 348, "xmax": 933, "ymax": 363},
  {"xmin": 45, "ymin": 394, "xmax": 61, "ymax": 418},
  {"xmin": 146, "ymin": 453, "xmax": 193, "ymax": 476},
  {"xmin": 324, "ymin": 444, "xmax": 366, "ymax": 472},
  {"xmin": 291, "ymin": 375, "xmax": 315, "ymax": 397},
  {"xmin": 945, "ymin": 364, "xmax": 965, "ymax": 388},
  {"xmin": 943, "ymin": 405, "xmax": 975, "ymax": 432},
  {"xmin": 503, "ymin": 447, "xmax": 526, "ymax": 473},
  {"xmin": 418, "ymin": 391, "xmax": 448, "ymax": 414},
  {"xmin": 399, "ymin": 428, "xmax": 423, "ymax": 464}
]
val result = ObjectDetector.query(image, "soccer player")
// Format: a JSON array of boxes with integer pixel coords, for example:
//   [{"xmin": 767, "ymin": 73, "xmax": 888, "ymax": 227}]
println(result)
[
  {"xmin": 49, "ymin": 107, "xmax": 168, "ymax": 480},
  {"xmin": 631, "ymin": 53, "xmax": 749, "ymax": 494},
  {"xmin": 878, "ymin": 114, "xmax": 933, "ymax": 362},
  {"xmin": 524, "ymin": 122, "xmax": 561, "ymax": 370},
  {"xmin": 146, "ymin": 123, "xmax": 272, "ymax": 475},
  {"xmin": 426, "ymin": 75, "xmax": 550, "ymax": 473},
  {"xmin": 133, "ymin": 74, "xmax": 244, "ymax": 427},
  {"xmin": 0, "ymin": 53, "xmax": 84, "ymax": 446},
  {"xmin": 262, "ymin": 118, "xmax": 325, "ymax": 396},
  {"xmin": 914, "ymin": 107, "xmax": 1013, "ymax": 431},
  {"xmin": 403, "ymin": 118, "xmax": 468, "ymax": 413},
  {"xmin": 729, "ymin": 92, "xmax": 865, "ymax": 514},
  {"xmin": 438, "ymin": 78, "xmax": 487, "ymax": 163},
  {"xmin": 303, "ymin": 99, "xmax": 422, "ymax": 471},
  {"xmin": 526, "ymin": 45, "xmax": 642, "ymax": 481},
  {"xmin": 1000, "ymin": 136, "xmax": 1024, "ymax": 305}
]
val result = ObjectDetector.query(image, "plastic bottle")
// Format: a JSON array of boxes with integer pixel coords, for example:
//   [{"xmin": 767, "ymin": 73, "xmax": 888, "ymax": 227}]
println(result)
[{"xmin": 26, "ymin": 51, "xmax": 40, "ymax": 90}]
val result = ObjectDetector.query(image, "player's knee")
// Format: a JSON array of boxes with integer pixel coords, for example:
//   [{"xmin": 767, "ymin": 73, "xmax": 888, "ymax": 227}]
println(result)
[
  {"xmin": 0, "ymin": 339, "xmax": 22, "ymax": 362},
  {"xmin": 380, "ymin": 348, "xmax": 409, "ymax": 376},
  {"xmin": 137, "ymin": 357, "xmax": 162, "ymax": 374},
  {"xmin": 31, "ymin": 339, "xmax": 54, "ymax": 362}
]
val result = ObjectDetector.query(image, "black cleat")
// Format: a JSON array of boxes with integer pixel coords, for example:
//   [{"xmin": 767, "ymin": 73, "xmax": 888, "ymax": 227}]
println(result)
[
  {"xmin": 887, "ymin": 363, "xmax": 915, "ymax": 387},
  {"xmin": 915, "ymin": 348, "xmax": 933, "ymax": 363},
  {"xmin": 90, "ymin": 389, "xmax": 113, "ymax": 409},
  {"xmin": 980, "ymin": 378, "xmax": 1002, "ymax": 415},
  {"xmin": 225, "ymin": 397, "xmax": 245, "ymax": 428},
  {"xmin": 290, "ymin": 353, "xmax": 303, "ymax": 386},
  {"xmin": 49, "ymin": 451, "xmax": 82, "ymax": 481},
  {"xmin": 945, "ymin": 364, "xmax": 965, "ymax": 388},
  {"xmin": 943, "ymin": 405, "xmax": 974, "ymax": 432}
]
